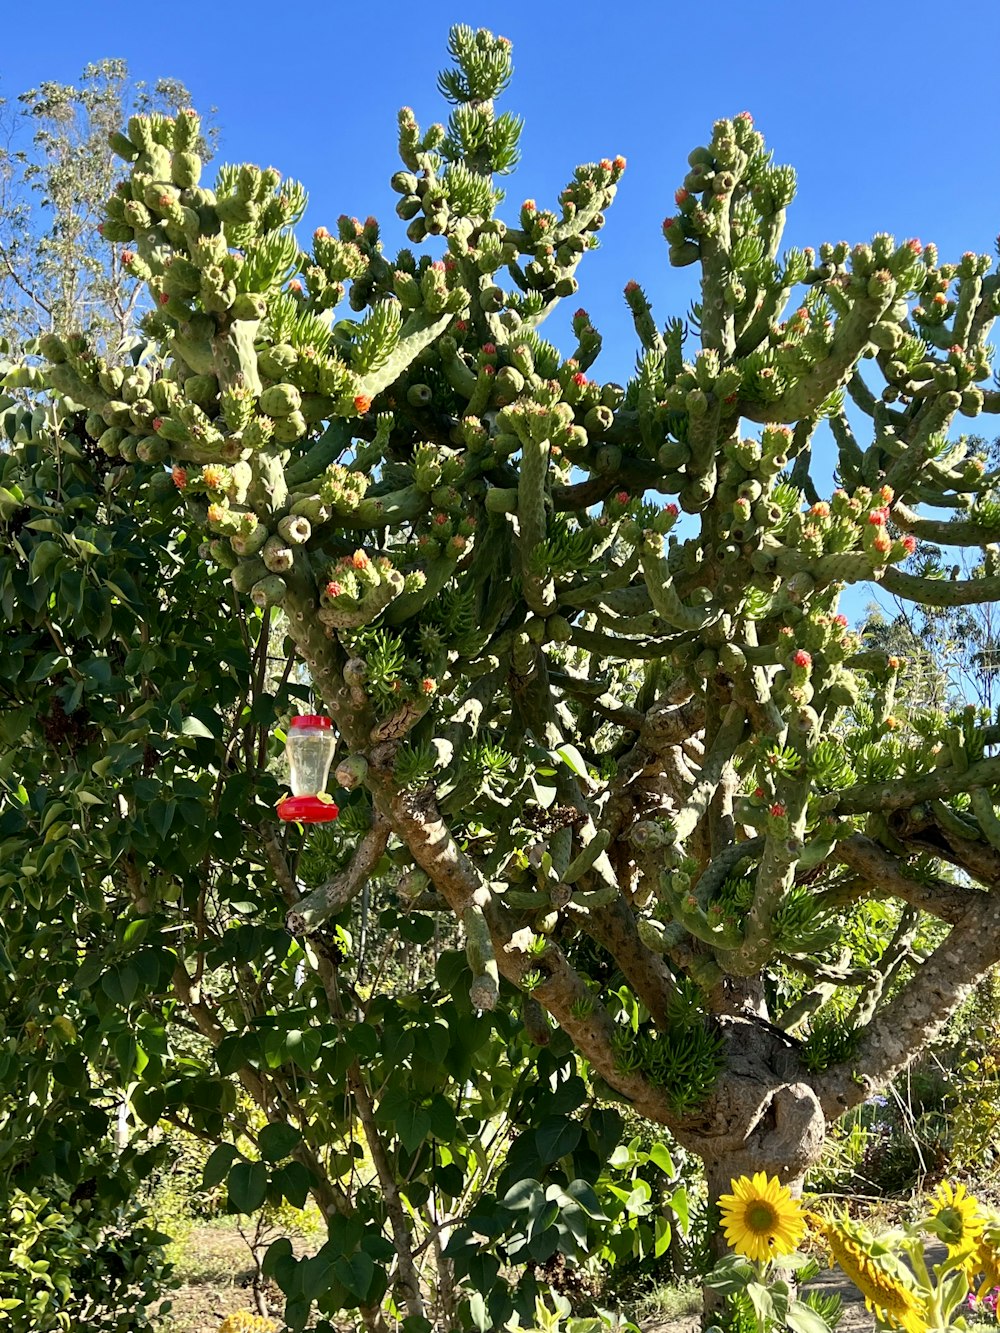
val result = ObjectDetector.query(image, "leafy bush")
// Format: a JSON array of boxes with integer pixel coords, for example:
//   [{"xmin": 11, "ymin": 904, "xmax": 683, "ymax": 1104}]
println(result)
[{"xmin": 0, "ymin": 1174, "xmax": 173, "ymax": 1332}]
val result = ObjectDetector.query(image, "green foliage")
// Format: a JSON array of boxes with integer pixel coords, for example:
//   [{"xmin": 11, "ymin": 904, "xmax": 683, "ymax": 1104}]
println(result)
[{"xmin": 0, "ymin": 1164, "xmax": 173, "ymax": 1331}]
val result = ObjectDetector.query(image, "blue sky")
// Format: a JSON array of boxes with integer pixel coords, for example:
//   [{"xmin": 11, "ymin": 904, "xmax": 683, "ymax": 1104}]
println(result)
[{"xmin": 6, "ymin": 0, "xmax": 1000, "ymax": 624}]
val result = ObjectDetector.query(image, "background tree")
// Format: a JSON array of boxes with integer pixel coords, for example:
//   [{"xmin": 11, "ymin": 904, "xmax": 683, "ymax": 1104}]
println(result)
[
  {"xmin": 0, "ymin": 60, "xmax": 209, "ymax": 354},
  {"xmin": 7, "ymin": 22, "xmax": 1000, "ymax": 1332}
]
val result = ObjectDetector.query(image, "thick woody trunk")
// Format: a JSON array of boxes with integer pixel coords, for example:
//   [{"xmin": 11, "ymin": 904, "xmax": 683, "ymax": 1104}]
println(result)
[{"xmin": 672, "ymin": 1017, "xmax": 827, "ymax": 1320}]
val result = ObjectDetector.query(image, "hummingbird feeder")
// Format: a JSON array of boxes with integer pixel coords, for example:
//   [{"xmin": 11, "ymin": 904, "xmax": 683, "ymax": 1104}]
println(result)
[{"xmin": 277, "ymin": 715, "xmax": 339, "ymax": 823}]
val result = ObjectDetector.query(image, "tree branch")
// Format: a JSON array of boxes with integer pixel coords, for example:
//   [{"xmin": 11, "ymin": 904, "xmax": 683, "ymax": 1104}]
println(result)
[
  {"xmin": 816, "ymin": 890, "xmax": 1000, "ymax": 1119},
  {"xmin": 286, "ymin": 817, "xmax": 389, "ymax": 935},
  {"xmin": 833, "ymin": 833, "xmax": 982, "ymax": 924}
]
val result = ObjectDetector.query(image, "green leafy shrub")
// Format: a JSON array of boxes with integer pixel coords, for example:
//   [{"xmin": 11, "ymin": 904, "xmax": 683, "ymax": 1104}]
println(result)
[{"xmin": 0, "ymin": 1175, "xmax": 173, "ymax": 1332}]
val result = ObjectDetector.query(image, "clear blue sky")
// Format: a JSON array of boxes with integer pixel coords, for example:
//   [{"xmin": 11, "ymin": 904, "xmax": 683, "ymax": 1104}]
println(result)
[{"xmin": 6, "ymin": 0, "xmax": 1000, "ymax": 623}]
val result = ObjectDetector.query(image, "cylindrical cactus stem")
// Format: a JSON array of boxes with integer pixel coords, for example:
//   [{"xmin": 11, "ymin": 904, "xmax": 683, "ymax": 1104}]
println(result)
[
  {"xmin": 250, "ymin": 575, "xmax": 287, "ymax": 609},
  {"xmin": 563, "ymin": 829, "xmax": 612, "ymax": 885},
  {"xmin": 230, "ymin": 521, "xmax": 269, "ymax": 557},
  {"xmin": 464, "ymin": 900, "xmax": 499, "ymax": 1011},
  {"xmin": 335, "ymin": 755, "xmax": 369, "ymax": 790},
  {"xmin": 518, "ymin": 431, "xmax": 556, "ymax": 615},
  {"xmin": 230, "ymin": 558, "xmax": 268, "ymax": 594},
  {"xmin": 277, "ymin": 513, "xmax": 312, "ymax": 545},
  {"xmin": 262, "ymin": 534, "xmax": 294, "ymax": 573}
]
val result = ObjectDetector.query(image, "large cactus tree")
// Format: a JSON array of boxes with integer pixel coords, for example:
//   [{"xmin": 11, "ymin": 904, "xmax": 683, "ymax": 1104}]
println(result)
[{"xmin": 10, "ymin": 25, "xmax": 1000, "ymax": 1206}]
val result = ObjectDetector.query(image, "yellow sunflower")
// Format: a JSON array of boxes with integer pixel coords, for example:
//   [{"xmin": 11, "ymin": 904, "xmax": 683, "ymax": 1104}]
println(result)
[
  {"xmin": 927, "ymin": 1180, "xmax": 985, "ymax": 1265},
  {"xmin": 717, "ymin": 1172, "xmax": 807, "ymax": 1262},
  {"xmin": 970, "ymin": 1222, "xmax": 1000, "ymax": 1300},
  {"xmin": 809, "ymin": 1213, "xmax": 927, "ymax": 1333}
]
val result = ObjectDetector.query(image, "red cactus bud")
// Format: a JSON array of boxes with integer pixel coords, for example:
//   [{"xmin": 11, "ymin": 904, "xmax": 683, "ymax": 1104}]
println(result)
[
  {"xmin": 350, "ymin": 550, "xmax": 369, "ymax": 570},
  {"xmin": 616, "ymin": 491, "xmax": 630, "ymax": 504},
  {"xmin": 482, "ymin": 364, "xmax": 495, "ymax": 376},
  {"xmin": 158, "ymin": 292, "xmax": 170, "ymax": 306},
  {"xmin": 736, "ymin": 110, "xmax": 754, "ymax": 123},
  {"xmin": 613, "ymin": 155, "xmax": 626, "ymax": 171},
  {"xmin": 902, "ymin": 533, "xmax": 917, "ymax": 555},
  {"xmin": 433, "ymin": 512, "xmax": 448, "ymax": 526},
  {"xmin": 674, "ymin": 188, "xmax": 689, "ymax": 206},
  {"xmin": 754, "ymin": 787, "xmax": 765, "ymax": 798},
  {"xmin": 793, "ymin": 649, "xmax": 812, "ymax": 668},
  {"xmin": 599, "ymin": 158, "xmax": 612, "ymax": 171},
  {"xmin": 872, "ymin": 531, "xmax": 891, "ymax": 554},
  {"xmin": 932, "ymin": 293, "xmax": 948, "ymax": 306},
  {"xmin": 420, "ymin": 677, "xmax": 437, "ymax": 695},
  {"xmin": 522, "ymin": 199, "xmax": 536, "ymax": 212},
  {"xmin": 573, "ymin": 372, "xmax": 588, "ymax": 387},
  {"xmin": 121, "ymin": 250, "xmax": 134, "ymax": 264},
  {"xmin": 353, "ymin": 395, "xmax": 372, "ymax": 414},
  {"xmin": 289, "ymin": 279, "xmax": 303, "ymax": 293},
  {"xmin": 314, "ymin": 226, "xmax": 330, "ymax": 240},
  {"xmin": 171, "ymin": 466, "xmax": 187, "ymax": 489},
  {"xmin": 769, "ymin": 803, "xmax": 786, "ymax": 818},
  {"xmin": 868, "ymin": 508, "xmax": 888, "ymax": 526},
  {"xmin": 624, "ymin": 279, "xmax": 640, "ymax": 294},
  {"xmin": 833, "ymin": 614, "xmax": 848, "ymax": 628},
  {"xmin": 482, "ymin": 343, "xmax": 496, "ymax": 355},
  {"xmin": 454, "ymin": 319, "xmax": 468, "ymax": 332},
  {"xmin": 153, "ymin": 418, "xmax": 164, "ymax": 432},
  {"xmin": 884, "ymin": 716, "xmax": 899, "ymax": 731},
  {"xmin": 905, "ymin": 238, "xmax": 922, "ymax": 254},
  {"xmin": 879, "ymin": 484, "xmax": 894, "ymax": 503},
  {"xmin": 326, "ymin": 580, "xmax": 343, "ymax": 598},
  {"xmin": 888, "ymin": 655, "xmax": 901, "ymax": 670},
  {"xmin": 665, "ymin": 503, "xmax": 679, "ymax": 517}
]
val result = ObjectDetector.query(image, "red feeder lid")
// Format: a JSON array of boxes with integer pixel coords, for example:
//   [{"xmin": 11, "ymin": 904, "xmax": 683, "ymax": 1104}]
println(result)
[
  {"xmin": 290, "ymin": 715, "xmax": 332, "ymax": 729},
  {"xmin": 277, "ymin": 794, "xmax": 340, "ymax": 823}
]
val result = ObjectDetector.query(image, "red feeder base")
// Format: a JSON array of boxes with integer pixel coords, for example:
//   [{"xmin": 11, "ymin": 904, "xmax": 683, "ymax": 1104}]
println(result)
[{"xmin": 277, "ymin": 795, "xmax": 340, "ymax": 824}]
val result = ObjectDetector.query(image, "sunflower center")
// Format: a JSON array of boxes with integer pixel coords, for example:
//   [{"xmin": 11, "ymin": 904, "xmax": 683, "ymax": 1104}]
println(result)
[
  {"xmin": 745, "ymin": 1202, "xmax": 778, "ymax": 1234},
  {"xmin": 937, "ymin": 1206, "xmax": 965, "ymax": 1244}
]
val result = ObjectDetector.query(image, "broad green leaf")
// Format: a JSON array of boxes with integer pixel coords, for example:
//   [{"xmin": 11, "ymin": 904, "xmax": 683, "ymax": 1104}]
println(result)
[
  {"xmin": 258, "ymin": 1121, "xmax": 302, "ymax": 1162},
  {"xmin": 786, "ymin": 1301, "xmax": 836, "ymax": 1333},
  {"xmin": 535, "ymin": 1115, "xmax": 582, "ymax": 1163},
  {"xmin": 649, "ymin": 1142, "xmax": 675, "ymax": 1176},
  {"xmin": 334, "ymin": 1251, "xmax": 375, "ymax": 1303},
  {"xmin": 203, "ymin": 1144, "xmax": 240, "ymax": 1190},
  {"xmin": 228, "ymin": 1159, "xmax": 268, "ymax": 1214},
  {"xmin": 180, "ymin": 715, "xmax": 214, "ymax": 739}
]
